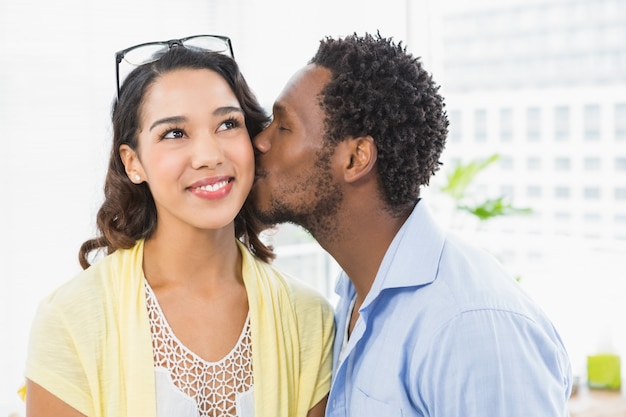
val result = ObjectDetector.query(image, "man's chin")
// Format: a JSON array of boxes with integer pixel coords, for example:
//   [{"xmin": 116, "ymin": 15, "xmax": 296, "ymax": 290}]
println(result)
[
  {"xmin": 256, "ymin": 210, "xmax": 281, "ymax": 227},
  {"xmin": 254, "ymin": 204, "xmax": 292, "ymax": 227},
  {"xmin": 248, "ymin": 193, "xmax": 275, "ymax": 224},
  {"xmin": 248, "ymin": 187, "xmax": 265, "ymax": 206}
]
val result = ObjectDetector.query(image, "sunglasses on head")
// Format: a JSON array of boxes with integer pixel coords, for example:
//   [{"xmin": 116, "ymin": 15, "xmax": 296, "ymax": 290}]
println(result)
[{"xmin": 114, "ymin": 34, "xmax": 234, "ymax": 98}]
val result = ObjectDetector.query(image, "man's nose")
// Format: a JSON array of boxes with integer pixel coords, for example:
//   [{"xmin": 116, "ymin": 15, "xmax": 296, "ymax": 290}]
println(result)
[{"xmin": 253, "ymin": 128, "xmax": 271, "ymax": 154}]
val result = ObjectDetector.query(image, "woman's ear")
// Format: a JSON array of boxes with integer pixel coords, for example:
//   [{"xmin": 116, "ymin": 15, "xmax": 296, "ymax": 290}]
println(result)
[
  {"xmin": 343, "ymin": 135, "xmax": 377, "ymax": 183},
  {"xmin": 119, "ymin": 144, "xmax": 145, "ymax": 184}
]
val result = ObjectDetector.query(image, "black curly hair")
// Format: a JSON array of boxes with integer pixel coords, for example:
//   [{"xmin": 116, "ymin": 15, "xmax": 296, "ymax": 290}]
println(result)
[
  {"xmin": 310, "ymin": 32, "xmax": 448, "ymax": 214},
  {"xmin": 79, "ymin": 46, "xmax": 274, "ymax": 269}
]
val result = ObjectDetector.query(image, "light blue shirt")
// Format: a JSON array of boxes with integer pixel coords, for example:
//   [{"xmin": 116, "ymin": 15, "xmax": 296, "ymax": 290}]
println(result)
[{"xmin": 326, "ymin": 202, "xmax": 572, "ymax": 417}]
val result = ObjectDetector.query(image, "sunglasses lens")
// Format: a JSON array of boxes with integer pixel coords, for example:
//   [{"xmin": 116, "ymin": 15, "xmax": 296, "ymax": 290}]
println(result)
[
  {"xmin": 123, "ymin": 43, "xmax": 170, "ymax": 66},
  {"xmin": 183, "ymin": 36, "xmax": 231, "ymax": 56}
]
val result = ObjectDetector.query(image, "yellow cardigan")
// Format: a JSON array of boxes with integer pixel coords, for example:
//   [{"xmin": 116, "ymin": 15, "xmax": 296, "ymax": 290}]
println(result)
[{"xmin": 25, "ymin": 239, "xmax": 334, "ymax": 416}]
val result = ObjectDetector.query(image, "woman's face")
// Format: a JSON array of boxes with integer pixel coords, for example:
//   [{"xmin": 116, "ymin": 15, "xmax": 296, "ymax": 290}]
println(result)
[{"xmin": 121, "ymin": 68, "xmax": 254, "ymax": 233}]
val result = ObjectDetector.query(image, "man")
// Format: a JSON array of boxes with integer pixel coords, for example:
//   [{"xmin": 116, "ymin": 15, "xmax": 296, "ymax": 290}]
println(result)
[{"xmin": 251, "ymin": 32, "xmax": 572, "ymax": 416}]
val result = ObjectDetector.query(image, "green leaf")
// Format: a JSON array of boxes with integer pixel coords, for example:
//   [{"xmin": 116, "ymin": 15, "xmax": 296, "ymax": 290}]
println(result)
[
  {"xmin": 440, "ymin": 154, "xmax": 500, "ymax": 202},
  {"xmin": 459, "ymin": 197, "xmax": 533, "ymax": 221}
]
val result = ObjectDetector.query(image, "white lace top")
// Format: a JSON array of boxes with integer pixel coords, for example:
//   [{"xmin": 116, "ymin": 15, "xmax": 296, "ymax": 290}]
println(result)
[{"xmin": 145, "ymin": 281, "xmax": 254, "ymax": 417}]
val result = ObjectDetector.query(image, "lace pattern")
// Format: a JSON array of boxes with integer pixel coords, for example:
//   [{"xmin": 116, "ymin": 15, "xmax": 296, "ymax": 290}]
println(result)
[{"xmin": 145, "ymin": 281, "xmax": 253, "ymax": 417}]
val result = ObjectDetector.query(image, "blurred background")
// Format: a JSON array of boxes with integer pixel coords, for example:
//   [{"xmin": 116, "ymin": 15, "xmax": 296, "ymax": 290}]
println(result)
[{"xmin": 1, "ymin": 0, "xmax": 625, "ymax": 414}]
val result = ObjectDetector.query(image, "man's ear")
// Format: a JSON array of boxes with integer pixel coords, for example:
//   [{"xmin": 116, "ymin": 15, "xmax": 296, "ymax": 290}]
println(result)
[
  {"xmin": 119, "ymin": 144, "xmax": 145, "ymax": 184},
  {"xmin": 343, "ymin": 135, "xmax": 377, "ymax": 183}
]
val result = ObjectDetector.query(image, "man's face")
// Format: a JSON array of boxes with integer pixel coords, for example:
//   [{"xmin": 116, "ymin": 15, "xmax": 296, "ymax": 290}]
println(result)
[{"xmin": 250, "ymin": 64, "xmax": 342, "ymax": 236}]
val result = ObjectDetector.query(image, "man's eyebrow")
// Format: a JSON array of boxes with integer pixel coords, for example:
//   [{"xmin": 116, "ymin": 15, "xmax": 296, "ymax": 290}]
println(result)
[
  {"xmin": 148, "ymin": 106, "xmax": 244, "ymax": 131},
  {"xmin": 272, "ymin": 102, "xmax": 286, "ymax": 115}
]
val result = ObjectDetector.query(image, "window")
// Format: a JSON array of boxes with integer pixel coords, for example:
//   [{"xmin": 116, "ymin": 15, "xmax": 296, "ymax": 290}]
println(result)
[
  {"xmin": 500, "ymin": 185, "xmax": 514, "ymax": 198},
  {"xmin": 474, "ymin": 109, "xmax": 487, "ymax": 142},
  {"xmin": 555, "ymin": 186, "xmax": 570, "ymax": 198},
  {"xmin": 583, "ymin": 157, "xmax": 601, "ymax": 171},
  {"xmin": 555, "ymin": 157, "xmax": 571, "ymax": 171},
  {"xmin": 527, "ymin": 156, "xmax": 541, "ymax": 170},
  {"xmin": 615, "ymin": 158, "xmax": 626, "ymax": 170},
  {"xmin": 527, "ymin": 185, "xmax": 542, "ymax": 198},
  {"xmin": 555, "ymin": 211, "xmax": 571, "ymax": 221},
  {"xmin": 583, "ymin": 212, "xmax": 602, "ymax": 222},
  {"xmin": 500, "ymin": 156, "xmax": 514, "ymax": 170},
  {"xmin": 583, "ymin": 187, "xmax": 601, "ymax": 199},
  {"xmin": 554, "ymin": 106, "xmax": 570, "ymax": 141},
  {"xmin": 616, "ymin": 103, "xmax": 626, "ymax": 140},
  {"xmin": 616, "ymin": 188, "xmax": 626, "ymax": 200},
  {"xmin": 500, "ymin": 108, "xmax": 513, "ymax": 142},
  {"xmin": 583, "ymin": 104, "xmax": 601, "ymax": 141},
  {"xmin": 527, "ymin": 107, "xmax": 541, "ymax": 141}
]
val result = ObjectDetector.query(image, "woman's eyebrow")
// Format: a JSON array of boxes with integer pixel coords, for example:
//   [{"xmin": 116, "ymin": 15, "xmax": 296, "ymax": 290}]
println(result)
[
  {"xmin": 213, "ymin": 106, "xmax": 244, "ymax": 116},
  {"xmin": 148, "ymin": 106, "xmax": 244, "ymax": 131},
  {"xmin": 149, "ymin": 116, "xmax": 186, "ymax": 131}
]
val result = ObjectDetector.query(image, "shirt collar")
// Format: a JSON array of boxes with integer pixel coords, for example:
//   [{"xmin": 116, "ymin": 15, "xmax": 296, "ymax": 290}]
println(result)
[{"xmin": 334, "ymin": 201, "xmax": 446, "ymax": 306}]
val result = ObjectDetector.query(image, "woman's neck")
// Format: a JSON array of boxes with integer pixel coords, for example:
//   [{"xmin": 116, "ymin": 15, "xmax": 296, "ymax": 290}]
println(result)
[{"xmin": 142, "ymin": 223, "xmax": 242, "ymax": 291}]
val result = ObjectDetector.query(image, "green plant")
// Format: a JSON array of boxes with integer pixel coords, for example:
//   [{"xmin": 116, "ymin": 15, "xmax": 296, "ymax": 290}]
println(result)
[{"xmin": 439, "ymin": 154, "xmax": 532, "ymax": 221}]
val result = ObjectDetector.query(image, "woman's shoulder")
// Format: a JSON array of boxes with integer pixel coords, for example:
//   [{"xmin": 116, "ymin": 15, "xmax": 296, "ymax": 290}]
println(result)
[
  {"xmin": 39, "ymin": 248, "xmax": 130, "ymax": 312},
  {"xmin": 266, "ymin": 265, "xmax": 334, "ymax": 321},
  {"xmin": 28, "ymin": 256, "xmax": 115, "ymax": 346},
  {"xmin": 255, "ymin": 256, "xmax": 329, "ymax": 299}
]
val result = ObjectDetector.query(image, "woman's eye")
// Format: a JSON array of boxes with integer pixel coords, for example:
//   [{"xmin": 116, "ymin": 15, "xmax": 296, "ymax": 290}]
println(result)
[
  {"xmin": 162, "ymin": 129, "xmax": 185, "ymax": 139},
  {"xmin": 217, "ymin": 118, "xmax": 242, "ymax": 132}
]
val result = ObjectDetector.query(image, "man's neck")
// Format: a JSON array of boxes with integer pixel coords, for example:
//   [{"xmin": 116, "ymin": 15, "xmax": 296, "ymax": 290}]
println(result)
[{"xmin": 317, "ymin": 205, "xmax": 412, "ymax": 303}]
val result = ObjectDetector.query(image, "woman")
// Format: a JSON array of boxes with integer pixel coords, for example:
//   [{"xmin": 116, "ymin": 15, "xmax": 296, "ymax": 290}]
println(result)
[{"xmin": 24, "ymin": 35, "xmax": 334, "ymax": 417}]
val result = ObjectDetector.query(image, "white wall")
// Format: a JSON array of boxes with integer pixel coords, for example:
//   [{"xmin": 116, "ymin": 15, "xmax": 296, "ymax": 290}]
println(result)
[{"xmin": 0, "ymin": 0, "xmax": 413, "ymax": 413}]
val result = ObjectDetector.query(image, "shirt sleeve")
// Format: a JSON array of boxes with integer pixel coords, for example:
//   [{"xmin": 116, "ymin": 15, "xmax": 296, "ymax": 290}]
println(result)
[
  {"xmin": 417, "ymin": 308, "xmax": 572, "ymax": 416},
  {"xmin": 25, "ymin": 295, "xmax": 97, "ymax": 416}
]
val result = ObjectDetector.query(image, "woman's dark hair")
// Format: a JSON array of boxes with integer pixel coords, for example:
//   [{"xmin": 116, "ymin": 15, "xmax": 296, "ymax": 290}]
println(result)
[
  {"xmin": 79, "ymin": 47, "xmax": 274, "ymax": 269},
  {"xmin": 310, "ymin": 32, "xmax": 449, "ymax": 215}
]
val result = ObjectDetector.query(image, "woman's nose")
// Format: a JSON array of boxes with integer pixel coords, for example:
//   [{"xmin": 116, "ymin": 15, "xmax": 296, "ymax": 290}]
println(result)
[{"xmin": 191, "ymin": 136, "xmax": 224, "ymax": 169}]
